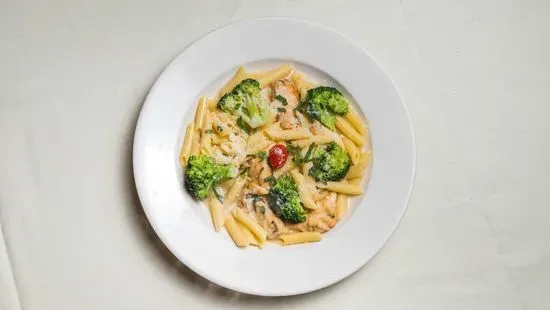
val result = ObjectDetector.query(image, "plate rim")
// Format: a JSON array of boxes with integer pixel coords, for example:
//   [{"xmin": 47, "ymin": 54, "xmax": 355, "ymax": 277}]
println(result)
[{"xmin": 133, "ymin": 16, "xmax": 417, "ymax": 296}]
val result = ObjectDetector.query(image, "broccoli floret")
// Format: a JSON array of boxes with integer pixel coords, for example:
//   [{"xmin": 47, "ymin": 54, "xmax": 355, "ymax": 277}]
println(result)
[
  {"xmin": 184, "ymin": 155, "xmax": 237, "ymax": 200},
  {"xmin": 304, "ymin": 99, "xmax": 336, "ymax": 130},
  {"xmin": 309, "ymin": 142, "xmax": 351, "ymax": 182},
  {"xmin": 302, "ymin": 86, "xmax": 350, "ymax": 130},
  {"xmin": 217, "ymin": 79, "xmax": 270, "ymax": 129},
  {"xmin": 267, "ymin": 175, "xmax": 307, "ymax": 224}
]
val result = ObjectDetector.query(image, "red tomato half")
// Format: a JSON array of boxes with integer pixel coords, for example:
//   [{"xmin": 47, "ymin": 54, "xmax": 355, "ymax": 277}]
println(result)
[{"xmin": 268, "ymin": 144, "xmax": 288, "ymax": 169}]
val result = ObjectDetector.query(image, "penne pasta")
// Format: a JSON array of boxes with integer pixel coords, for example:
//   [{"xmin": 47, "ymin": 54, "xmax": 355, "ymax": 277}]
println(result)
[
  {"xmin": 206, "ymin": 98, "xmax": 217, "ymax": 111},
  {"xmin": 262, "ymin": 121, "xmax": 282, "ymax": 132},
  {"xmin": 290, "ymin": 168, "xmax": 317, "ymax": 209},
  {"xmin": 349, "ymin": 177, "xmax": 362, "ymax": 186},
  {"xmin": 335, "ymin": 116, "xmax": 364, "ymax": 146},
  {"xmin": 237, "ymin": 221, "xmax": 264, "ymax": 248},
  {"xmin": 246, "ymin": 131, "xmax": 273, "ymax": 153},
  {"xmin": 273, "ymin": 158, "xmax": 296, "ymax": 178},
  {"xmin": 294, "ymin": 130, "xmax": 343, "ymax": 148},
  {"xmin": 342, "ymin": 136, "xmax": 360, "ymax": 165},
  {"xmin": 262, "ymin": 109, "xmax": 277, "ymax": 128},
  {"xmin": 190, "ymin": 133, "xmax": 201, "ymax": 156},
  {"xmin": 224, "ymin": 214, "xmax": 249, "ymax": 247},
  {"xmin": 317, "ymin": 182, "xmax": 363, "ymax": 195},
  {"xmin": 179, "ymin": 122, "xmax": 194, "ymax": 166},
  {"xmin": 194, "ymin": 97, "xmax": 207, "ymax": 132},
  {"xmin": 219, "ymin": 178, "xmax": 236, "ymax": 194},
  {"xmin": 200, "ymin": 112, "xmax": 212, "ymax": 155},
  {"xmin": 217, "ymin": 66, "xmax": 248, "ymax": 99},
  {"xmin": 301, "ymin": 160, "xmax": 310, "ymax": 175},
  {"xmin": 251, "ymin": 64, "xmax": 293, "ymax": 88},
  {"xmin": 224, "ymin": 176, "xmax": 246, "ymax": 207},
  {"xmin": 302, "ymin": 161, "xmax": 316, "ymax": 184},
  {"xmin": 211, "ymin": 134, "xmax": 224, "ymax": 145},
  {"xmin": 266, "ymin": 127, "xmax": 312, "ymax": 141},
  {"xmin": 279, "ymin": 232, "xmax": 322, "ymax": 245},
  {"xmin": 232, "ymin": 208, "xmax": 267, "ymax": 242},
  {"xmin": 346, "ymin": 151, "xmax": 371, "ymax": 179},
  {"xmin": 345, "ymin": 106, "xmax": 367, "ymax": 136},
  {"xmin": 335, "ymin": 178, "xmax": 361, "ymax": 219},
  {"xmin": 335, "ymin": 194, "xmax": 349, "ymax": 220},
  {"xmin": 291, "ymin": 72, "xmax": 315, "ymax": 99},
  {"xmin": 208, "ymin": 195, "xmax": 225, "ymax": 231}
]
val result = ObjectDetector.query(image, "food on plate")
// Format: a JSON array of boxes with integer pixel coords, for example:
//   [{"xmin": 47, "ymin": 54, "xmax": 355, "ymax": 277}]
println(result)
[
  {"xmin": 217, "ymin": 79, "xmax": 271, "ymax": 129},
  {"xmin": 309, "ymin": 142, "xmax": 351, "ymax": 183},
  {"xmin": 268, "ymin": 144, "xmax": 288, "ymax": 169},
  {"xmin": 300, "ymin": 86, "xmax": 349, "ymax": 130},
  {"xmin": 268, "ymin": 175, "xmax": 307, "ymax": 224},
  {"xmin": 184, "ymin": 155, "xmax": 237, "ymax": 200},
  {"xmin": 179, "ymin": 64, "xmax": 372, "ymax": 248}
]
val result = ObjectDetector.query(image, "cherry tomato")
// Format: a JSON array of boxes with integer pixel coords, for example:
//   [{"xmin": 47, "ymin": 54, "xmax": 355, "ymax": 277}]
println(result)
[{"xmin": 268, "ymin": 144, "xmax": 288, "ymax": 169}]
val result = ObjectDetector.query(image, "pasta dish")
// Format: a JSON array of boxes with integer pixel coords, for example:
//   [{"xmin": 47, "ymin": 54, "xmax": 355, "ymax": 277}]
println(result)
[{"xmin": 179, "ymin": 65, "xmax": 372, "ymax": 247}]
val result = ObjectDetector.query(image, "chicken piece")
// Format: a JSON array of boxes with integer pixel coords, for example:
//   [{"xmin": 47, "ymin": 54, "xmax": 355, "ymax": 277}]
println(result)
[
  {"xmin": 321, "ymin": 192, "xmax": 337, "ymax": 217},
  {"xmin": 308, "ymin": 211, "xmax": 337, "ymax": 233},
  {"xmin": 248, "ymin": 157, "xmax": 272, "ymax": 183},
  {"xmin": 315, "ymin": 220, "xmax": 335, "ymax": 232},
  {"xmin": 248, "ymin": 158, "xmax": 263, "ymax": 180},
  {"xmin": 287, "ymin": 221, "xmax": 310, "ymax": 233},
  {"xmin": 272, "ymin": 79, "xmax": 300, "ymax": 129},
  {"xmin": 265, "ymin": 208, "xmax": 290, "ymax": 239},
  {"xmin": 294, "ymin": 111, "xmax": 311, "ymax": 127},
  {"xmin": 310, "ymin": 120, "xmax": 322, "ymax": 135},
  {"xmin": 212, "ymin": 112, "xmax": 235, "ymax": 134},
  {"xmin": 313, "ymin": 189, "xmax": 330, "ymax": 202},
  {"xmin": 280, "ymin": 111, "xmax": 298, "ymax": 129},
  {"xmin": 307, "ymin": 192, "xmax": 338, "ymax": 232},
  {"xmin": 273, "ymin": 79, "xmax": 300, "ymax": 108},
  {"xmin": 211, "ymin": 131, "xmax": 247, "ymax": 165}
]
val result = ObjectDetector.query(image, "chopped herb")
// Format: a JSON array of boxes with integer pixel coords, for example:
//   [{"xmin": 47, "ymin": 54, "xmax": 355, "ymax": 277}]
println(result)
[
  {"xmin": 246, "ymin": 153, "xmax": 256, "ymax": 158},
  {"xmin": 286, "ymin": 142, "xmax": 303, "ymax": 165},
  {"xmin": 277, "ymin": 107, "xmax": 286, "ymax": 113},
  {"xmin": 257, "ymin": 205, "xmax": 266, "ymax": 214},
  {"xmin": 239, "ymin": 167, "xmax": 249, "ymax": 176},
  {"xmin": 295, "ymin": 152, "xmax": 303, "ymax": 165},
  {"xmin": 204, "ymin": 129, "xmax": 213, "ymax": 134},
  {"xmin": 216, "ymin": 125, "xmax": 223, "ymax": 132},
  {"xmin": 294, "ymin": 101, "xmax": 306, "ymax": 112},
  {"xmin": 253, "ymin": 196, "xmax": 264, "ymax": 205},
  {"xmin": 213, "ymin": 187, "xmax": 224, "ymax": 204},
  {"xmin": 258, "ymin": 167, "xmax": 265, "ymax": 177},
  {"xmin": 304, "ymin": 143, "xmax": 316, "ymax": 163},
  {"xmin": 237, "ymin": 117, "xmax": 251, "ymax": 135},
  {"xmin": 263, "ymin": 175, "xmax": 276, "ymax": 184},
  {"xmin": 275, "ymin": 94, "xmax": 288, "ymax": 106},
  {"xmin": 257, "ymin": 151, "xmax": 267, "ymax": 161}
]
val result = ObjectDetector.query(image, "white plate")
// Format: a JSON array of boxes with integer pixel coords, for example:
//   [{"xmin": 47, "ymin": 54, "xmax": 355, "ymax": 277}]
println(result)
[{"xmin": 133, "ymin": 17, "xmax": 415, "ymax": 296}]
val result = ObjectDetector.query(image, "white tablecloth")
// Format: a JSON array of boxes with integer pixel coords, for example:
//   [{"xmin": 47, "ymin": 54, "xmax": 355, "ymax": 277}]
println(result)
[{"xmin": 1, "ymin": 1, "xmax": 548, "ymax": 309}]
